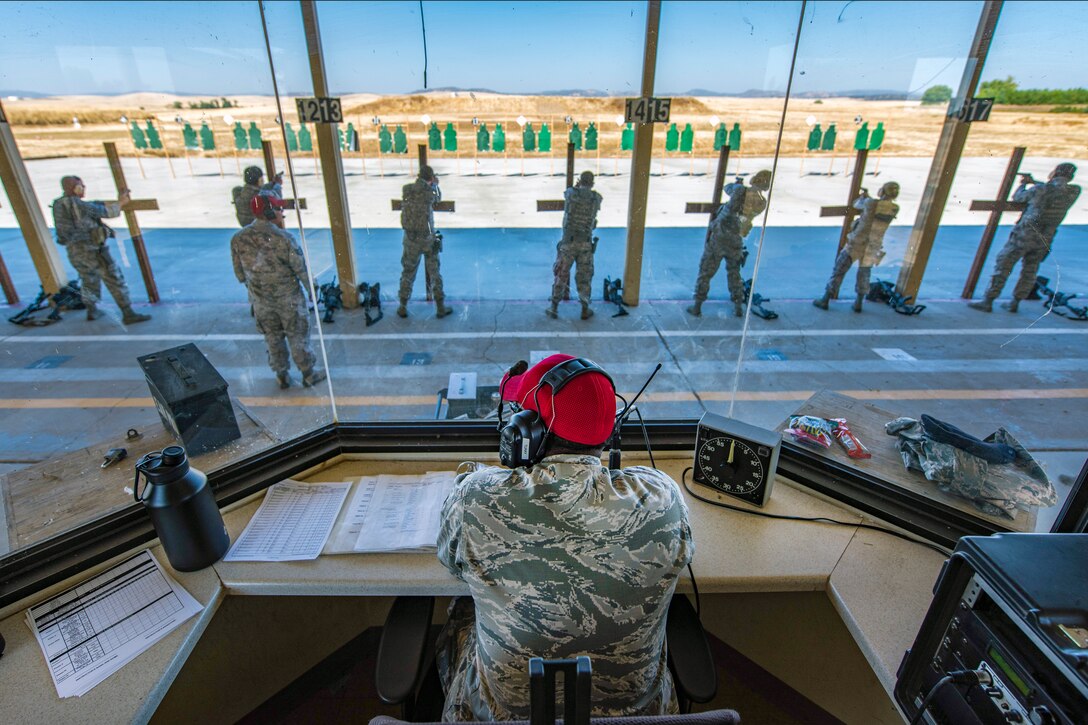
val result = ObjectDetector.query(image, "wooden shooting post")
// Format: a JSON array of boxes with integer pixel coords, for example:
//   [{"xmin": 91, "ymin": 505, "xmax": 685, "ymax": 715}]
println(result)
[
  {"xmin": 104, "ymin": 142, "xmax": 160, "ymax": 303},
  {"xmin": 684, "ymin": 143, "xmax": 732, "ymax": 241},
  {"xmin": 260, "ymin": 140, "xmax": 308, "ymax": 211},
  {"xmin": 0, "ymin": 249, "xmax": 16, "ymax": 304},
  {"xmin": 536, "ymin": 142, "xmax": 576, "ymax": 212},
  {"xmin": 389, "ymin": 143, "xmax": 455, "ymax": 301},
  {"xmin": 819, "ymin": 148, "xmax": 869, "ymax": 254},
  {"xmin": 962, "ymin": 146, "xmax": 1027, "ymax": 298},
  {"xmin": 0, "ymin": 97, "xmax": 67, "ymax": 297}
]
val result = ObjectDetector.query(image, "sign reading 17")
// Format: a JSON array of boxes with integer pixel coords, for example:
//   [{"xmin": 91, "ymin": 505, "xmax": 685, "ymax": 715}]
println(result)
[
  {"xmin": 625, "ymin": 97, "xmax": 672, "ymax": 124},
  {"xmin": 296, "ymin": 97, "xmax": 343, "ymax": 124}
]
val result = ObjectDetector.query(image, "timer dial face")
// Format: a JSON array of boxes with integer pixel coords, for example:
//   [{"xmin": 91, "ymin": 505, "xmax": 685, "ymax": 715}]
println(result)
[{"xmin": 696, "ymin": 435, "xmax": 765, "ymax": 495}]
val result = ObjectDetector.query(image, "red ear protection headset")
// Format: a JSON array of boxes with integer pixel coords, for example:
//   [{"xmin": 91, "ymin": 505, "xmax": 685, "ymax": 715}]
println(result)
[{"xmin": 497, "ymin": 357, "xmax": 614, "ymax": 468}]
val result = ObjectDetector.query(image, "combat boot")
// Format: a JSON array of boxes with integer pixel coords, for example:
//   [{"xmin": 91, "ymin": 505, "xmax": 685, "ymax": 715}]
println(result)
[
  {"xmin": 812, "ymin": 294, "xmax": 829, "ymax": 310},
  {"xmin": 545, "ymin": 304, "xmax": 558, "ymax": 319},
  {"xmin": 435, "ymin": 304, "xmax": 453, "ymax": 318},
  {"xmin": 685, "ymin": 301, "xmax": 702, "ymax": 317},
  {"xmin": 276, "ymin": 371, "xmax": 291, "ymax": 389},
  {"xmin": 733, "ymin": 302, "xmax": 745, "ymax": 318},
  {"xmin": 121, "ymin": 307, "xmax": 151, "ymax": 324},
  {"xmin": 86, "ymin": 303, "xmax": 103, "ymax": 321},
  {"xmin": 852, "ymin": 294, "xmax": 864, "ymax": 313},
  {"xmin": 1000, "ymin": 299, "xmax": 1020, "ymax": 313},
  {"xmin": 396, "ymin": 303, "xmax": 408, "ymax": 318},
  {"xmin": 302, "ymin": 368, "xmax": 327, "ymax": 387},
  {"xmin": 967, "ymin": 297, "xmax": 994, "ymax": 312},
  {"xmin": 581, "ymin": 304, "xmax": 594, "ymax": 320}
]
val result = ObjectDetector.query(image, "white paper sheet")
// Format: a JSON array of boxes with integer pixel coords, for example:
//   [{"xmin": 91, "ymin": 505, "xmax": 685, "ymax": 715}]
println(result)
[
  {"xmin": 224, "ymin": 480, "xmax": 350, "ymax": 562},
  {"xmin": 354, "ymin": 472, "xmax": 456, "ymax": 552},
  {"xmin": 26, "ymin": 549, "xmax": 203, "ymax": 698}
]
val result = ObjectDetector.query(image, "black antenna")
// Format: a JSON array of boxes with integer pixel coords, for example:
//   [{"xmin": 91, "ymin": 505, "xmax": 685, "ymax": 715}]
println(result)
[{"xmin": 609, "ymin": 363, "xmax": 662, "ymax": 469}]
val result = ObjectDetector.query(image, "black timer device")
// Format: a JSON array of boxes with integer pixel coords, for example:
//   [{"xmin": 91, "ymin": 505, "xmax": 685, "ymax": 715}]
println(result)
[{"xmin": 692, "ymin": 411, "xmax": 782, "ymax": 507}]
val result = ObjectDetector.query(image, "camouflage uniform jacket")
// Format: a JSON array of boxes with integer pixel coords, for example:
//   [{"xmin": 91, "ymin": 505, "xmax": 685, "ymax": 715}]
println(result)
[
  {"xmin": 709, "ymin": 182, "xmax": 765, "ymax": 245},
  {"xmin": 437, "ymin": 455, "xmax": 693, "ymax": 720},
  {"xmin": 230, "ymin": 219, "xmax": 307, "ymax": 302},
  {"xmin": 1010, "ymin": 177, "xmax": 1081, "ymax": 248},
  {"xmin": 885, "ymin": 418, "xmax": 1056, "ymax": 519},
  {"xmin": 52, "ymin": 195, "xmax": 121, "ymax": 246},
  {"xmin": 562, "ymin": 185, "xmax": 603, "ymax": 242},
  {"xmin": 845, "ymin": 196, "xmax": 898, "ymax": 266},
  {"xmin": 401, "ymin": 178, "xmax": 440, "ymax": 234}
]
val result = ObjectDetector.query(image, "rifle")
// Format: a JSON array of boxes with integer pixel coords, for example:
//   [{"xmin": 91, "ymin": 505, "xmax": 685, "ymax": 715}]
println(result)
[
  {"xmin": 358, "ymin": 281, "xmax": 383, "ymax": 326},
  {"xmin": 866, "ymin": 279, "xmax": 926, "ymax": 315},
  {"xmin": 315, "ymin": 277, "xmax": 343, "ymax": 323},
  {"xmin": 8, "ymin": 281, "xmax": 85, "ymax": 326},
  {"xmin": 1034, "ymin": 276, "xmax": 1087, "ymax": 321},
  {"xmin": 742, "ymin": 279, "xmax": 778, "ymax": 320},
  {"xmin": 601, "ymin": 276, "xmax": 629, "ymax": 317}
]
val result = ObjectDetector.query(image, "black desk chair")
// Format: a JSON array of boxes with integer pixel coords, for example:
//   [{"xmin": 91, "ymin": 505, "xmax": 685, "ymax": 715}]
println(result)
[{"xmin": 374, "ymin": 593, "xmax": 722, "ymax": 722}]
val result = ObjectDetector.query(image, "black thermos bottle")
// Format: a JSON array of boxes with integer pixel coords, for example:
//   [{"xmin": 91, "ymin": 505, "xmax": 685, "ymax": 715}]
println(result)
[{"xmin": 133, "ymin": 446, "xmax": 230, "ymax": 571}]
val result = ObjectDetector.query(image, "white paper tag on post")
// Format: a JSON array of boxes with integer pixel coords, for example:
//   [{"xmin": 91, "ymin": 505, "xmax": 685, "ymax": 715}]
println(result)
[{"xmin": 447, "ymin": 372, "xmax": 477, "ymax": 400}]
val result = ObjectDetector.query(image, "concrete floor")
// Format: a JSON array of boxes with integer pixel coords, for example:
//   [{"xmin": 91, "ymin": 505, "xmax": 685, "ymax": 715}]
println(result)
[{"xmin": 2, "ymin": 153, "xmax": 1086, "ymax": 556}]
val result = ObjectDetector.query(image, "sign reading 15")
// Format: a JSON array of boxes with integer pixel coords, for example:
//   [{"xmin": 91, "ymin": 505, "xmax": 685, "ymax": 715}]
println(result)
[
  {"xmin": 625, "ymin": 97, "xmax": 671, "ymax": 124},
  {"xmin": 296, "ymin": 97, "xmax": 343, "ymax": 124}
]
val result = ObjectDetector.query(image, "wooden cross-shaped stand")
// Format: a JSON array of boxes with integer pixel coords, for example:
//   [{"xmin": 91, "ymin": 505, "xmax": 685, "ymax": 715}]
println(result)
[
  {"xmin": 962, "ymin": 146, "xmax": 1028, "ymax": 299},
  {"xmin": 260, "ymin": 141, "xmax": 307, "ymax": 211},
  {"xmin": 684, "ymin": 144, "xmax": 732, "ymax": 241},
  {"xmin": 104, "ymin": 142, "xmax": 160, "ymax": 303},
  {"xmin": 390, "ymin": 144, "xmax": 456, "ymax": 301},
  {"xmin": 819, "ymin": 148, "xmax": 870, "ymax": 254},
  {"xmin": 536, "ymin": 142, "xmax": 577, "ymax": 212}
]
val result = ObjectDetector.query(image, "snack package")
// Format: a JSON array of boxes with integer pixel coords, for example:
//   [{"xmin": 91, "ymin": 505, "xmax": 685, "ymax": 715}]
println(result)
[
  {"xmin": 785, "ymin": 415, "xmax": 834, "ymax": 449},
  {"xmin": 831, "ymin": 418, "xmax": 872, "ymax": 459}
]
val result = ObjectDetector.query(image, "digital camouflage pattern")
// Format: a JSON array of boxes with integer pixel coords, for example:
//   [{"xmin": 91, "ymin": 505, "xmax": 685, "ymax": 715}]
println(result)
[
  {"xmin": 399, "ymin": 178, "xmax": 445, "ymax": 305},
  {"xmin": 984, "ymin": 177, "xmax": 1082, "ymax": 300},
  {"xmin": 52, "ymin": 195, "xmax": 133, "ymax": 309},
  {"xmin": 230, "ymin": 219, "xmax": 316, "ymax": 375},
  {"xmin": 692, "ymin": 182, "xmax": 765, "ymax": 305},
  {"xmin": 436, "ymin": 455, "xmax": 693, "ymax": 722},
  {"xmin": 551, "ymin": 238, "xmax": 594, "ymax": 306},
  {"xmin": 885, "ymin": 417, "xmax": 1056, "ymax": 518},
  {"xmin": 823, "ymin": 195, "xmax": 898, "ymax": 298}
]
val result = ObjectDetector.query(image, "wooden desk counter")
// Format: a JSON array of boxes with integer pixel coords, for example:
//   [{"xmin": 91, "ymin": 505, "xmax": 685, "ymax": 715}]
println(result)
[{"xmin": 0, "ymin": 452, "xmax": 948, "ymax": 723}]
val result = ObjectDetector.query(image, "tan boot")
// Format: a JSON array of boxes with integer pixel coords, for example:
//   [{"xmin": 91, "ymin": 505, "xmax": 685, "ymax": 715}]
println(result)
[
  {"xmin": 435, "ymin": 304, "xmax": 453, "ymax": 318},
  {"xmin": 86, "ymin": 303, "xmax": 103, "ymax": 321},
  {"xmin": 1000, "ymin": 299, "xmax": 1019, "ymax": 313},
  {"xmin": 685, "ymin": 302, "xmax": 702, "ymax": 317},
  {"xmin": 276, "ymin": 371, "xmax": 291, "ymax": 389},
  {"xmin": 967, "ymin": 297, "xmax": 993, "ymax": 312},
  {"xmin": 813, "ymin": 294, "xmax": 829, "ymax": 310},
  {"xmin": 581, "ymin": 304, "xmax": 594, "ymax": 320},
  {"xmin": 545, "ymin": 304, "xmax": 558, "ymax": 319},
  {"xmin": 733, "ymin": 302, "xmax": 744, "ymax": 318},
  {"xmin": 396, "ymin": 304, "xmax": 408, "ymax": 318},
  {"xmin": 302, "ymin": 368, "xmax": 327, "ymax": 387},
  {"xmin": 122, "ymin": 307, "xmax": 151, "ymax": 323},
  {"xmin": 852, "ymin": 294, "xmax": 864, "ymax": 313}
]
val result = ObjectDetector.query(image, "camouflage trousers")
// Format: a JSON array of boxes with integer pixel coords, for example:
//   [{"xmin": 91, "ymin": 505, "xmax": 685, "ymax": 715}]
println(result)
[
  {"xmin": 436, "ymin": 596, "xmax": 484, "ymax": 721},
  {"xmin": 65, "ymin": 242, "xmax": 133, "ymax": 309},
  {"xmin": 692, "ymin": 238, "xmax": 744, "ymax": 304},
  {"xmin": 551, "ymin": 239, "xmax": 594, "ymax": 306},
  {"xmin": 251, "ymin": 292, "xmax": 316, "ymax": 375},
  {"xmin": 399, "ymin": 231, "xmax": 445, "ymax": 304},
  {"xmin": 983, "ymin": 232, "xmax": 1050, "ymax": 301},
  {"xmin": 824, "ymin": 248, "xmax": 871, "ymax": 298}
]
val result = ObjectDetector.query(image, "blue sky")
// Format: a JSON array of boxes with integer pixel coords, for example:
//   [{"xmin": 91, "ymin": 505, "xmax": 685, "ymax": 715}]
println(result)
[{"xmin": 0, "ymin": 1, "xmax": 1084, "ymax": 97}]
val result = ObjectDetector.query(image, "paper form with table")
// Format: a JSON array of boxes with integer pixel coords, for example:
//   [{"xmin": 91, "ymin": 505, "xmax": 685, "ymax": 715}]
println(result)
[
  {"xmin": 25, "ymin": 549, "xmax": 202, "ymax": 698},
  {"xmin": 324, "ymin": 471, "xmax": 457, "ymax": 554}
]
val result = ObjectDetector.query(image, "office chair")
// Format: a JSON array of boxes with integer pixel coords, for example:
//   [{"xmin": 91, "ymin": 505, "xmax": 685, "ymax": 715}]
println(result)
[{"xmin": 373, "ymin": 593, "xmax": 722, "ymax": 723}]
